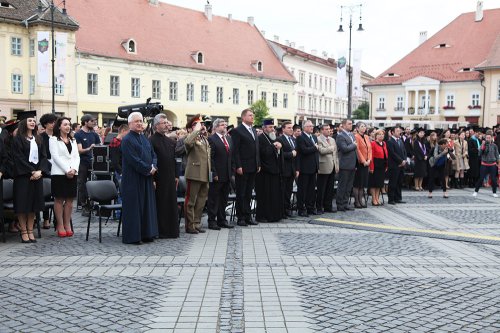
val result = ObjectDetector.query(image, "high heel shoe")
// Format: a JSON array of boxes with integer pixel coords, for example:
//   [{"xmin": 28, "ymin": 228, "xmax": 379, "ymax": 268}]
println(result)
[
  {"xmin": 20, "ymin": 231, "xmax": 30, "ymax": 244},
  {"xmin": 27, "ymin": 229, "xmax": 37, "ymax": 243},
  {"xmin": 65, "ymin": 230, "xmax": 74, "ymax": 237},
  {"xmin": 57, "ymin": 230, "xmax": 67, "ymax": 237}
]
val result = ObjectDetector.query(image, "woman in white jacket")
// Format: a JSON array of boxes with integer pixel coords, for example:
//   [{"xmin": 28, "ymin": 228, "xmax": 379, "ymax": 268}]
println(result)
[{"xmin": 49, "ymin": 117, "xmax": 80, "ymax": 237}]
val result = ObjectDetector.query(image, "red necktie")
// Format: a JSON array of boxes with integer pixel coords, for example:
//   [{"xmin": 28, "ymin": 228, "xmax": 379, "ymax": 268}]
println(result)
[{"xmin": 222, "ymin": 135, "xmax": 229, "ymax": 153}]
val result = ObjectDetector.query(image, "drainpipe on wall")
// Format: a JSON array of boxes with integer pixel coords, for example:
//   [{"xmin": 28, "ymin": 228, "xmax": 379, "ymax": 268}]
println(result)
[
  {"xmin": 75, "ymin": 48, "xmax": 81, "ymax": 122},
  {"xmin": 23, "ymin": 15, "xmax": 37, "ymax": 110},
  {"xmin": 480, "ymin": 77, "xmax": 486, "ymax": 126}
]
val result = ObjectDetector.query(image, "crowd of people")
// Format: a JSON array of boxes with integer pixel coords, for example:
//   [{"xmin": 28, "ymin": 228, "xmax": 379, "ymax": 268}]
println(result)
[{"xmin": 0, "ymin": 109, "xmax": 499, "ymax": 245}]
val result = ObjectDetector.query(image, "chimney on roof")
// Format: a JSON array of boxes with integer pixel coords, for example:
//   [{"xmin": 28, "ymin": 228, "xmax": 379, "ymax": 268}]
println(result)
[
  {"xmin": 274, "ymin": 35, "xmax": 279, "ymax": 42},
  {"xmin": 205, "ymin": 3, "xmax": 212, "ymax": 21},
  {"xmin": 419, "ymin": 31, "xmax": 427, "ymax": 45},
  {"xmin": 247, "ymin": 16, "xmax": 254, "ymax": 26},
  {"xmin": 475, "ymin": 1, "xmax": 483, "ymax": 22},
  {"xmin": 228, "ymin": 13, "xmax": 232, "ymax": 22},
  {"xmin": 148, "ymin": 0, "xmax": 159, "ymax": 5},
  {"xmin": 299, "ymin": 46, "xmax": 304, "ymax": 51},
  {"xmin": 311, "ymin": 49, "xmax": 317, "ymax": 56},
  {"xmin": 290, "ymin": 42, "xmax": 296, "ymax": 48}
]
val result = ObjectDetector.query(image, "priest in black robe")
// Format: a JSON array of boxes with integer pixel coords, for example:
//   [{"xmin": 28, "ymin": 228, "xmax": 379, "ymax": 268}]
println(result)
[
  {"xmin": 151, "ymin": 114, "xmax": 179, "ymax": 239},
  {"xmin": 121, "ymin": 112, "xmax": 159, "ymax": 244},
  {"xmin": 255, "ymin": 119, "xmax": 284, "ymax": 222}
]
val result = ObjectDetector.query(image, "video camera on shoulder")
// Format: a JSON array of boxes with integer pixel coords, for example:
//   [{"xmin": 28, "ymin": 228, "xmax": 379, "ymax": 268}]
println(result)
[{"xmin": 117, "ymin": 98, "xmax": 163, "ymax": 119}]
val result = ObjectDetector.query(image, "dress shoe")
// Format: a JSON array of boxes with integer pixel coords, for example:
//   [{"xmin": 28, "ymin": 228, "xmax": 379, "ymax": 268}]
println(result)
[
  {"xmin": 256, "ymin": 218, "xmax": 268, "ymax": 223},
  {"xmin": 208, "ymin": 224, "xmax": 221, "ymax": 230},
  {"xmin": 186, "ymin": 228, "xmax": 199, "ymax": 234},
  {"xmin": 218, "ymin": 222, "xmax": 234, "ymax": 229},
  {"xmin": 337, "ymin": 207, "xmax": 346, "ymax": 212},
  {"xmin": 316, "ymin": 209, "xmax": 324, "ymax": 215},
  {"xmin": 285, "ymin": 210, "xmax": 293, "ymax": 217},
  {"xmin": 388, "ymin": 201, "xmax": 396, "ymax": 205},
  {"xmin": 142, "ymin": 238, "xmax": 154, "ymax": 243},
  {"xmin": 237, "ymin": 221, "xmax": 248, "ymax": 227},
  {"xmin": 27, "ymin": 229, "xmax": 36, "ymax": 243},
  {"xmin": 298, "ymin": 211, "xmax": 309, "ymax": 217},
  {"xmin": 20, "ymin": 231, "xmax": 30, "ymax": 244},
  {"xmin": 344, "ymin": 207, "xmax": 354, "ymax": 211},
  {"xmin": 395, "ymin": 200, "xmax": 406, "ymax": 204},
  {"xmin": 247, "ymin": 220, "xmax": 259, "ymax": 226},
  {"xmin": 324, "ymin": 208, "xmax": 337, "ymax": 213},
  {"xmin": 308, "ymin": 210, "xmax": 319, "ymax": 215},
  {"xmin": 196, "ymin": 228, "xmax": 206, "ymax": 233}
]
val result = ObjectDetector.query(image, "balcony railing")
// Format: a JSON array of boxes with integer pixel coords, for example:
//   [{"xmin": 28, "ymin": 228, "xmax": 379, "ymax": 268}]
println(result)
[
  {"xmin": 394, "ymin": 107, "xmax": 405, "ymax": 112},
  {"xmin": 376, "ymin": 108, "xmax": 386, "ymax": 112}
]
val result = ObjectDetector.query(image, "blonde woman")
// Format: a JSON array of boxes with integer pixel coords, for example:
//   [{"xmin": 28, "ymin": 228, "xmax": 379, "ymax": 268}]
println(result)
[{"xmin": 453, "ymin": 131, "xmax": 469, "ymax": 189}]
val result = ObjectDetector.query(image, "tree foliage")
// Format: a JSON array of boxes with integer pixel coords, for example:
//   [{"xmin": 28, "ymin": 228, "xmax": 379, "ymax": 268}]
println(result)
[
  {"xmin": 353, "ymin": 102, "xmax": 370, "ymax": 120},
  {"xmin": 251, "ymin": 99, "xmax": 270, "ymax": 127}
]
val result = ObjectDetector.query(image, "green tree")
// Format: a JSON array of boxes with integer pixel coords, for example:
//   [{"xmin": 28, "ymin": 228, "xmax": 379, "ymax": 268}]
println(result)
[
  {"xmin": 352, "ymin": 102, "xmax": 369, "ymax": 120},
  {"xmin": 251, "ymin": 99, "xmax": 270, "ymax": 127}
]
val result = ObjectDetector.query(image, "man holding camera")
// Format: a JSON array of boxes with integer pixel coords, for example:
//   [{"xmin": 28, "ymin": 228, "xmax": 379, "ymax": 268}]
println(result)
[
  {"xmin": 184, "ymin": 115, "xmax": 211, "ymax": 234},
  {"xmin": 75, "ymin": 114, "xmax": 101, "ymax": 216}
]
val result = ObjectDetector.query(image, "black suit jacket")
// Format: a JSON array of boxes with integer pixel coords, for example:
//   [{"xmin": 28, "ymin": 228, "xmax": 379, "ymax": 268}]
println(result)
[
  {"xmin": 387, "ymin": 136, "xmax": 407, "ymax": 170},
  {"xmin": 208, "ymin": 133, "xmax": 233, "ymax": 182},
  {"xmin": 278, "ymin": 135, "xmax": 297, "ymax": 177},
  {"xmin": 231, "ymin": 124, "xmax": 260, "ymax": 173},
  {"xmin": 296, "ymin": 133, "xmax": 319, "ymax": 174},
  {"xmin": 258, "ymin": 133, "xmax": 281, "ymax": 175}
]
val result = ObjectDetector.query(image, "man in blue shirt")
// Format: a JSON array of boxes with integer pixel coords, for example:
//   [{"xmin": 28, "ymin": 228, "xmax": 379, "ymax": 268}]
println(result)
[{"xmin": 74, "ymin": 114, "xmax": 101, "ymax": 216}]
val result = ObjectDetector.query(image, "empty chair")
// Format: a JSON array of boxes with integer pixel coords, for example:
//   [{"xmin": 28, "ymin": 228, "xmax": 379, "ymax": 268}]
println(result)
[
  {"xmin": 1, "ymin": 179, "xmax": 14, "ymax": 243},
  {"xmin": 85, "ymin": 180, "xmax": 122, "ymax": 243}
]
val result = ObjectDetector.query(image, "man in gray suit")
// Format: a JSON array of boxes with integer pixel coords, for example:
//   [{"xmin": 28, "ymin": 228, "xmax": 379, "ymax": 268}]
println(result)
[
  {"xmin": 335, "ymin": 119, "xmax": 357, "ymax": 211},
  {"xmin": 316, "ymin": 124, "xmax": 339, "ymax": 213}
]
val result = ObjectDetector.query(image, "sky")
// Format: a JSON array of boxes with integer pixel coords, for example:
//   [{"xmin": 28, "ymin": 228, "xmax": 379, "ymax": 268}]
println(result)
[{"xmin": 160, "ymin": 0, "xmax": 500, "ymax": 78}]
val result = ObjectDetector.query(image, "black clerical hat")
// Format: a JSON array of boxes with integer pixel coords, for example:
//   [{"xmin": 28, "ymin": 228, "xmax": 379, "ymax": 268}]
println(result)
[
  {"xmin": 262, "ymin": 118, "xmax": 274, "ymax": 126},
  {"xmin": 16, "ymin": 110, "xmax": 37, "ymax": 121}
]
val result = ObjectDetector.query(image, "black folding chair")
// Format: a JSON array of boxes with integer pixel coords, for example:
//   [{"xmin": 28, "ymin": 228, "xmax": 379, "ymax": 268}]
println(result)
[
  {"xmin": 2, "ymin": 179, "xmax": 14, "ymax": 243},
  {"xmin": 85, "ymin": 180, "xmax": 122, "ymax": 243},
  {"xmin": 177, "ymin": 176, "xmax": 186, "ymax": 223}
]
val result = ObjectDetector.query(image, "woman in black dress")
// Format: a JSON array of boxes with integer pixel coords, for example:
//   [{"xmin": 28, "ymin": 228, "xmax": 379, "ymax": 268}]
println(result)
[
  {"xmin": 12, "ymin": 117, "xmax": 48, "ymax": 243},
  {"xmin": 412, "ymin": 129, "xmax": 428, "ymax": 191},
  {"xmin": 49, "ymin": 117, "xmax": 80, "ymax": 237}
]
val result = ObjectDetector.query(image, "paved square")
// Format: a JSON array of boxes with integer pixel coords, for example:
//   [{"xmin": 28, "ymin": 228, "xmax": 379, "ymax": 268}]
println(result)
[{"xmin": 1, "ymin": 188, "xmax": 499, "ymax": 332}]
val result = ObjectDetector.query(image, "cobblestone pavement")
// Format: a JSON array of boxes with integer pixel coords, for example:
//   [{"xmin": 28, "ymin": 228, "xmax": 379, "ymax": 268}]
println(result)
[{"xmin": 0, "ymin": 188, "xmax": 499, "ymax": 332}]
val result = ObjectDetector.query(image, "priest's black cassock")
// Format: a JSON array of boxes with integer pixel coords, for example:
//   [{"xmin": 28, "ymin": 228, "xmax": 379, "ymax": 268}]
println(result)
[
  {"xmin": 121, "ymin": 131, "xmax": 159, "ymax": 244},
  {"xmin": 255, "ymin": 133, "xmax": 284, "ymax": 222},
  {"xmin": 151, "ymin": 132, "xmax": 179, "ymax": 238}
]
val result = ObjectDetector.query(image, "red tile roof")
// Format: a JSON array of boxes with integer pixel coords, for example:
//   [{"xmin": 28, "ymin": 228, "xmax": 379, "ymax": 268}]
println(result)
[
  {"xmin": 366, "ymin": 8, "xmax": 500, "ymax": 86},
  {"xmin": 65, "ymin": 0, "xmax": 294, "ymax": 82}
]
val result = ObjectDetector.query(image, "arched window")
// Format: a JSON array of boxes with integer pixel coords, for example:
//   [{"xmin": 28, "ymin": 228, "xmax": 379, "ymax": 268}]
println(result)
[
  {"xmin": 257, "ymin": 61, "xmax": 263, "ymax": 72},
  {"xmin": 128, "ymin": 40, "xmax": 136, "ymax": 53},
  {"xmin": 197, "ymin": 52, "xmax": 203, "ymax": 64}
]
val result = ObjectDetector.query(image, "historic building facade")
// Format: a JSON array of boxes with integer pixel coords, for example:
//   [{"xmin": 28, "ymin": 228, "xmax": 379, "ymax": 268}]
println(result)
[{"xmin": 365, "ymin": 6, "xmax": 500, "ymax": 127}]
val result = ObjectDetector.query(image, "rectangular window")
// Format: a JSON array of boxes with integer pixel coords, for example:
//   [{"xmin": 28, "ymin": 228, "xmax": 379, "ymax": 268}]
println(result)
[
  {"xmin": 216, "ymin": 86, "xmax": 223, "ymax": 103},
  {"xmin": 55, "ymin": 79, "xmax": 64, "ymax": 95},
  {"xmin": 396, "ymin": 96, "xmax": 404, "ymax": 110},
  {"xmin": 201, "ymin": 85, "xmax": 208, "ymax": 102},
  {"xmin": 29, "ymin": 39, "xmax": 35, "ymax": 57},
  {"xmin": 30, "ymin": 75, "xmax": 35, "ymax": 95},
  {"xmin": 87, "ymin": 73, "xmax": 98, "ymax": 95},
  {"xmin": 131, "ymin": 77, "xmax": 140, "ymax": 98},
  {"xmin": 314, "ymin": 75, "xmax": 317, "ymax": 89},
  {"xmin": 186, "ymin": 83, "xmax": 194, "ymax": 101},
  {"xmin": 12, "ymin": 74, "xmax": 22, "ymax": 93},
  {"xmin": 377, "ymin": 96, "xmax": 385, "ymax": 110},
  {"xmin": 152, "ymin": 80, "xmax": 161, "ymax": 99},
  {"xmin": 298, "ymin": 95, "xmax": 305, "ymax": 110},
  {"xmin": 248, "ymin": 90, "xmax": 254, "ymax": 105},
  {"xmin": 110, "ymin": 75, "xmax": 120, "ymax": 96},
  {"xmin": 446, "ymin": 94, "xmax": 454, "ymax": 107},
  {"xmin": 283, "ymin": 93, "xmax": 288, "ymax": 108},
  {"xmin": 471, "ymin": 93, "xmax": 480, "ymax": 106},
  {"xmin": 169, "ymin": 81, "xmax": 178, "ymax": 101},
  {"xmin": 320, "ymin": 77, "xmax": 323, "ymax": 91},
  {"xmin": 313, "ymin": 97, "xmax": 317, "ymax": 111},
  {"xmin": 319, "ymin": 98, "xmax": 323, "ymax": 112},
  {"xmin": 299, "ymin": 71, "xmax": 305, "ymax": 87},
  {"xmin": 308, "ymin": 73, "xmax": 312, "ymax": 88},
  {"xmin": 329, "ymin": 100, "xmax": 332, "ymax": 112},
  {"xmin": 272, "ymin": 92, "xmax": 278, "ymax": 107},
  {"xmin": 261, "ymin": 91, "xmax": 267, "ymax": 102},
  {"xmin": 308, "ymin": 96, "xmax": 312, "ymax": 111},
  {"xmin": 233, "ymin": 88, "xmax": 239, "ymax": 105},
  {"xmin": 11, "ymin": 37, "xmax": 21, "ymax": 56}
]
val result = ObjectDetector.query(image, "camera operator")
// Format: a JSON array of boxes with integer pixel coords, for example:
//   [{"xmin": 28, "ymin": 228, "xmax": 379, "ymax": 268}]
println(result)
[
  {"xmin": 75, "ymin": 114, "xmax": 101, "ymax": 216},
  {"xmin": 473, "ymin": 130, "xmax": 500, "ymax": 198}
]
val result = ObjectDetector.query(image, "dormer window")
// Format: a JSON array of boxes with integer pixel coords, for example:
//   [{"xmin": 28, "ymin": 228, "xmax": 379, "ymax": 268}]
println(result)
[
  {"xmin": 0, "ymin": 2, "xmax": 15, "ymax": 8},
  {"xmin": 121, "ymin": 38, "xmax": 137, "ymax": 54},
  {"xmin": 384, "ymin": 73, "xmax": 399, "ymax": 77},
  {"xmin": 191, "ymin": 51, "xmax": 204, "ymax": 64},
  {"xmin": 252, "ymin": 60, "xmax": 263, "ymax": 72},
  {"xmin": 434, "ymin": 43, "xmax": 450, "ymax": 49},
  {"xmin": 459, "ymin": 67, "xmax": 472, "ymax": 72}
]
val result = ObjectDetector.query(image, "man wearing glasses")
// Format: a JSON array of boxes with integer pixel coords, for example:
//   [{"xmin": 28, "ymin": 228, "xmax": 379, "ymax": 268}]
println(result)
[{"xmin": 75, "ymin": 114, "xmax": 101, "ymax": 216}]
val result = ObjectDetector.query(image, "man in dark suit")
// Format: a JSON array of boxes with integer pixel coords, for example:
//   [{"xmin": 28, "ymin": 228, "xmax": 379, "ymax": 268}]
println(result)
[
  {"xmin": 387, "ymin": 127, "xmax": 407, "ymax": 204},
  {"xmin": 296, "ymin": 120, "xmax": 319, "ymax": 217},
  {"xmin": 231, "ymin": 109, "xmax": 260, "ymax": 226},
  {"xmin": 207, "ymin": 119, "xmax": 234, "ymax": 230},
  {"xmin": 335, "ymin": 119, "xmax": 358, "ymax": 211},
  {"xmin": 278, "ymin": 121, "xmax": 298, "ymax": 217}
]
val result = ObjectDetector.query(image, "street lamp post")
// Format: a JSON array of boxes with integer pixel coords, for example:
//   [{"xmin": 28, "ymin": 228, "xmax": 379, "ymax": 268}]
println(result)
[
  {"xmin": 38, "ymin": 0, "xmax": 67, "ymax": 114},
  {"xmin": 337, "ymin": 4, "xmax": 364, "ymax": 119}
]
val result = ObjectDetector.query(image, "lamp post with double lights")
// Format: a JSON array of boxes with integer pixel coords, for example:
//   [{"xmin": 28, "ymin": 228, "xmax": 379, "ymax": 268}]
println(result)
[
  {"xmin": 37, "ymin": 0, "xmax": 68, "ymax": 115},
  {"xmin": 337, "ymin": 4, "xmax": 364, "ymax": 119}
]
